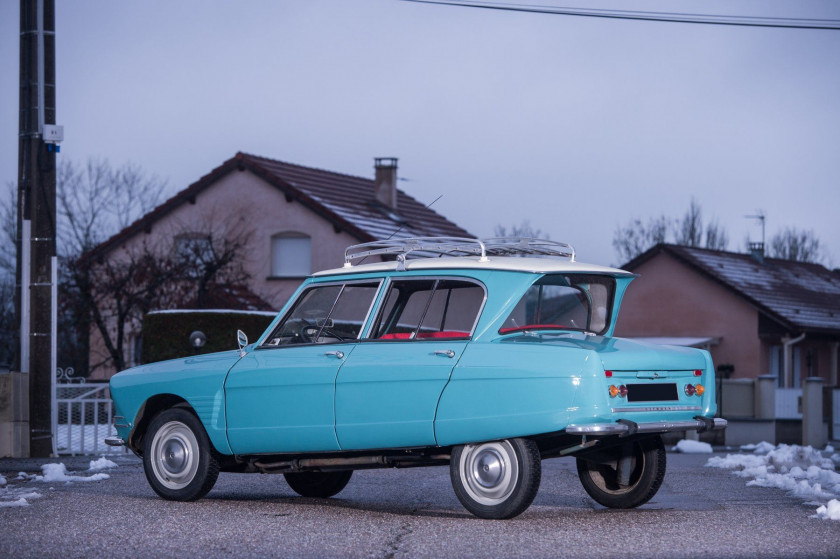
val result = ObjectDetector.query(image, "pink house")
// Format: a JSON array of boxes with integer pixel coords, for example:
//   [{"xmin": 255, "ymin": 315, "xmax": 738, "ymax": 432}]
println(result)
[
  {"xmin": 87, "ymin": 153, "xmax": 472, "ymax": 378},
  {"xmin": 615, "ymin": 244, "xmax": 840, "ymax": 443},
  {"xmin": 615, "ymin": 243, "xmax": 840, "ymax": 388}
]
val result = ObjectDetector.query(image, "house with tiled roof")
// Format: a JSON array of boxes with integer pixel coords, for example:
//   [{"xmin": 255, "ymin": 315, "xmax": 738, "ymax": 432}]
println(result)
[
  {"xmin": 88, "ymin": 153, "xmax": 472, "ymax": 377},
  {"xmin": 616, "ymin": 243, "xmax": 840, "ymax": 387},
  {"xmin": 615, "ymin": 243, "xmax": 840, "ymax": 443}
]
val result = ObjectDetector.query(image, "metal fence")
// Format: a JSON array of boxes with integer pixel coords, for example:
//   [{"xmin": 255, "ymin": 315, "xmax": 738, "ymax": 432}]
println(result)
[{"xmin": 54, "ymin": 373, "xmax": 124, "ymax": 456}]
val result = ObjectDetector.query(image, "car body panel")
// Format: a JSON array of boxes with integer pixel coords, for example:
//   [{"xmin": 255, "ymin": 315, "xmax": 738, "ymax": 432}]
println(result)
[
  {"xmin": 224, "ymin": 344, "xmax": 355, "ymax": 454},
  {"xmin": 335, "ymin": 340, "xmax": 467, "ymax": 449},
  {"xmin": 109, "ymin": 350, "xmax": 242, "ymax": 454}
]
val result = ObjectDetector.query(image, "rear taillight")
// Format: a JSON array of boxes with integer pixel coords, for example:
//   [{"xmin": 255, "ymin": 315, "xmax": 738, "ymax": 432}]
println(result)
[
  {"xmin": 609, "ymin": 384, "xmax": 628, "ymax": 398},
  {"xmin": 605, "ymin": 370, "xmax": 613, "ymax": 378},
  {"xmin": 694, "ymin": 369, "xmax": 702, "ymax": 377},
  {"xmin": 696, "ymin": 383, "xmax": 705, "ymax": 396},
  {"xmin": 684, "ymin": 384, "xmax": 696, "ymax": 396}
]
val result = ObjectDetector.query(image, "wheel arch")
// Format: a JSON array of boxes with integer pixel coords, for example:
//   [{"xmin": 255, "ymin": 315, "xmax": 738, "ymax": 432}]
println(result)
[{"xmin": 128, "ymin": 394, "xmax": 195, "ymax": 455}]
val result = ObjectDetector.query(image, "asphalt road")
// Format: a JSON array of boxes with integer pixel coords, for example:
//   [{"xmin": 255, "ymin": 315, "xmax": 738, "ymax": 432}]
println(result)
[{"xmin": 1, "ymin": 451, "xmax": 838, "ymax": 559}]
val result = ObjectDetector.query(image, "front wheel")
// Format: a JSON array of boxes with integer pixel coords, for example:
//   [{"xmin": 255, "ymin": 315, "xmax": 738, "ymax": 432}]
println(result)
[
  {"xmin": 284, "ymin": 470, "xmax": 353, "ymax": 498},
  {"xmin": 450, "ymin": 438, "xmax": 541, "ymax": 519},
  {"xmin": 143, "ymin": 407, "xmax": 220, "ymax": 501},
  {"xmin": 576, "ymin": 435, "xmax": 666, "ymax": 509}
]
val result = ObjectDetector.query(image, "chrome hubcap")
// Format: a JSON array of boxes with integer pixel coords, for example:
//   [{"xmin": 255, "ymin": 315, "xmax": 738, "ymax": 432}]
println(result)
[
  {"xmin": 150, "ymin": 421, "xmax": 199, "ymax": 490},
  {"xmin": 460, "ymin": 440, "xmax": 519, "ymax": 505},
  {"xmin": 162, "ymin": 439, "xmax": 188, "ymax": 474},
  {"xmin": 473, "ymin": 448, "xmax": 504, "ymax": 488}
]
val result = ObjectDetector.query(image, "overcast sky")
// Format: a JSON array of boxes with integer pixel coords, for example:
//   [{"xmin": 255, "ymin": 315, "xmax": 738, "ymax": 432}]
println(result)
[{"xmin": 1, "ymin": 0, "xmax": 839, "ymax": 267}]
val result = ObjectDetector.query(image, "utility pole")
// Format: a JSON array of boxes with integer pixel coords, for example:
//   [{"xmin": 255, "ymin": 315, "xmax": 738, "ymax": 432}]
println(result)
[{"xmin": 16, "ymin": 0, "xmax": 60, "ymax": 458}]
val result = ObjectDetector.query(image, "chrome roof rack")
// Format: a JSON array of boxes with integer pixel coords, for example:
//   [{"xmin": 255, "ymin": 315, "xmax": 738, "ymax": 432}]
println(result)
[{"xmin": 344, "ymin": 237, "xmax": 575, "ymax": 269}]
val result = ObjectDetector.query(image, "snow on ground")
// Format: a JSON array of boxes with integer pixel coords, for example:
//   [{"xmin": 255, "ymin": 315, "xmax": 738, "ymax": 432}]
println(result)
[
  {"xmin": 88, "ymin": 457, "xmax": 118, "ymax": 471},
  {"xmin": 672, "ymin": 439, "xmax": 713, "ymax": 453},
  {"xmin": 707, "ymin": 442, "xmax": 840, "ymax": 521},
  {"xmin": 0, "ymin": 458, "xmax": 115, "ymax": 508},
  {"xmin": 740, "ymin": 441, "xmax": 776, "ymax": 454}
]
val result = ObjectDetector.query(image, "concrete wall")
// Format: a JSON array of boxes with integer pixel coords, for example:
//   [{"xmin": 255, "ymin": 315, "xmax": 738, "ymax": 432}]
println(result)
[
  {"xmin": 0, "ymin": 372, "xmax": 29, "ymax": 457},
  {"xmin": 615, "ymin": 252, "xmax": 761, "ymax": 379}
]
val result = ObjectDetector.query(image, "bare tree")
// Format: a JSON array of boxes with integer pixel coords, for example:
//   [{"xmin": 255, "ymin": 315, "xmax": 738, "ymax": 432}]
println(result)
[
  {"xmin": 169, "ymin": 211, "xmax": 255, "ymax": 309},
  {"xmin": 704, "ymin": 219, "xmax": 730, "ymax": 251},
  {"xmin": 55, "ymin": 158, "xmax": 168, "ymax": 375},
  {"xmin": 673, "ymin": 198, "xmax": 703, "ymax": 247},
  {"xmin": 57, "ymin": 158, "xmax": 166, "ymax": 255},
  {"xmin": 493, "ymin": 220, "xmax": 549, "ymax": 239},
  {"xmin": 0, "ymin": 181, "xmax": 17, "ymax": 275},
  {"xmin": 768, "ymin": 227, "xmax": 823, "ymax": 263},
  {"xmin": 56, "ymin": 159, "xmax": 259, "ymax": 374},
  {"xmin": 613, "ymin": 200, "xmax": 730, "ymax": 263},
  {"xmin": 612, "ymin": 215, "xmax": 669, "ymax": 263}
]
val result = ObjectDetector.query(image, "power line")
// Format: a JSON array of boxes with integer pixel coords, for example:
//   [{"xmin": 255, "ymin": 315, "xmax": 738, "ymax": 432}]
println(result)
[{"xmin": 401, "ymin": 0, "xmax": 840, "ymax": 30}]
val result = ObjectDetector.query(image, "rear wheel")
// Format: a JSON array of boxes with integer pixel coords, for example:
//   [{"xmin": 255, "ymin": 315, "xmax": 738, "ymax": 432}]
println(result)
[
  {"xmin": 284, "ymin": 470, "xmax": 353, "ymax": 498},
  {"xmin": 450, "ymin": 438, "xmax": 541, "ymax": 519},
  {"xmin": 576, "ymin": 435, "xmax": 666, "ymax": 508},
  {"xmin": 143, "ymin": 407, "xmax": 220, "ymax": 501}
]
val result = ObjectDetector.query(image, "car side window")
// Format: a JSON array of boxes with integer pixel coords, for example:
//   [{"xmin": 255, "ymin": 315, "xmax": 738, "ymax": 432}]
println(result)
[
  {"xmin": 264, "ymin": 282, "xmax": 379, "ymax": 346},
  {"xmin": 372, "ymin": 278, "xmax": 484, "ymax": 340}
]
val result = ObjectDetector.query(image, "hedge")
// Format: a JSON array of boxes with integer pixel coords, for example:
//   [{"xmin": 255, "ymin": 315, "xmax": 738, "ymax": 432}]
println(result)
[{"xmin": 142, "ymin": 310, "xmax": 277, "ymax": 364}]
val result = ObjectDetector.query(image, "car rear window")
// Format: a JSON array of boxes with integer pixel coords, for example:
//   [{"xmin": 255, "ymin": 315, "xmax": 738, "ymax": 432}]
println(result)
[{"xmin": 500, "ymin": 274, "xmax": 615, "ymax": 336}]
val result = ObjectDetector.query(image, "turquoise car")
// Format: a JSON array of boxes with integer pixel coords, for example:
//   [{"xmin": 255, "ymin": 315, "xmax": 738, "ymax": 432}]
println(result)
[{"xmin": 107, "ymin": 237, "xmax": 726, "ymax": 519}]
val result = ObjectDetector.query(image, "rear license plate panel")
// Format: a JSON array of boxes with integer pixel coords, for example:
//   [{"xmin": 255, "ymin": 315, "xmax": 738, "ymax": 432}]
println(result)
[{"xmin": 627, "ymin": 383, "xmax": 678, "ymax": 402}]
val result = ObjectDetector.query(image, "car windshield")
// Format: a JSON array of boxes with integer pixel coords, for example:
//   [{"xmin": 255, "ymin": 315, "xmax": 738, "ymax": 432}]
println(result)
[{"xmin": 499, "ymin": 274, "xmax": 615, "ymax": 335}]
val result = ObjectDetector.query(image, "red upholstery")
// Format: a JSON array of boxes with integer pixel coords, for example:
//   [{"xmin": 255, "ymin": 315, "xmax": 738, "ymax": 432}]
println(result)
[
  {"xmin": 416, "ymin": 331, "xmax": 469, "ymax": 339},
  {"xmin": 380, "ymin": 332, "xmax": 411, "ymax": 339},
  {"xmin": 380, "ymin": 331, "xmax": 469, "ymax": 340}
]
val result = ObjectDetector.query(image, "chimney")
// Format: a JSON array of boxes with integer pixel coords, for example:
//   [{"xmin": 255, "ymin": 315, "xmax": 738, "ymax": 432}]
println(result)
[
  {"xmin": 374, "ymin": 157, "xmax": 398, "ymax": 210},
  {"xmin": 749, "ymin": 242, "xmax": 765, "ymax": 264}
]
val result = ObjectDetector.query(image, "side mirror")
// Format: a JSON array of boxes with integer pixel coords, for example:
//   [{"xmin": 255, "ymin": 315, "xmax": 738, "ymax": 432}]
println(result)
[{"xmin": 237, "ymin": 329, "xmax": 248, "ymax": 357}]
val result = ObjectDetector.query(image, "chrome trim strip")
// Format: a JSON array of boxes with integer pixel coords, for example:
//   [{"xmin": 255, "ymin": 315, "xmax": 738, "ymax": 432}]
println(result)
[
  {"xmin": 566, "ymin": 418, "xmax": 727, "ymax": 435},
  {"xmin": 104, "ymin": 436, "xmax": 126, "ymax": 447},
  {"xmin": 611, "ymin": 406, "xmax": 702, "ymax": 413}
]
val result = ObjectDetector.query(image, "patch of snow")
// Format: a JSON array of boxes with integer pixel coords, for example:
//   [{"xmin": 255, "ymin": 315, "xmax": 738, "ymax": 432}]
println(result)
[
  {"xmin": 740, "ymin": 441, "xmax": 776, "ymax": 454},
  {"xmin": 0, "ymin": 498, "xmax": 29, "ymax": 508},
  {"xmin": 825, "ymin": 445, "xmax": 835, "ymax": 453},
  {"xmin": 673, "ymin": 439, "xmax": 713, "ymax": 454},
  {"xmin": 813, "ymin": 499, "xmax": 840, "ymax": 521},
  {"xmin": 36, "ymin": 463, "xmax": 110, "ymax": 483},
  {"xmin": 0, "ymin": 474, "xmax": 6, "ymax": 486},
  {"xmin": 88, "ymin": 457, "xmax": 118, "ymax": 471},
  {"xmin": 831, "ymin": 454, "xmax": 840, "ymax": 468},
  {"xmin": 707, "ymin": 443, "xmax": 840, "ymax": 521}
]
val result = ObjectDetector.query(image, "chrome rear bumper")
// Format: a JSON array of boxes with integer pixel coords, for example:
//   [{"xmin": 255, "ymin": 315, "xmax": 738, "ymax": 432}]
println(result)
[{"xmin": 566, "ymin": 417, "xmax": 727, "ymax": 436}]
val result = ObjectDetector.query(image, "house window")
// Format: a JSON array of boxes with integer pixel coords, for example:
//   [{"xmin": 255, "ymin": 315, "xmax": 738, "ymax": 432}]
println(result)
[
  {"xmin": 271, "ymin": 232, "xmax": 311, "ymax": 277},
  {"xmin": 175, "ymin": 234, "xmax": 212, "ymax": 277}
]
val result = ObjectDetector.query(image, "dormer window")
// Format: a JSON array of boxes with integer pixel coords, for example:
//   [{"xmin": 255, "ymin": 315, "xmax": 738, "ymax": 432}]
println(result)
[{"xmin": 271, "ymin": 232, "xmax": 311, "ymax": 278}]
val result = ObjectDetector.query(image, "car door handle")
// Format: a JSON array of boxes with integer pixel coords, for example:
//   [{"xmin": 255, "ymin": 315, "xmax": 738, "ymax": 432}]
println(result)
[
  {"xmin": 434, "ymin": 350, "xmax": 456, "ymax": 358},
  {"xmin": 325, "ymin": 351, "xmax": 345, "ymax": 359}
]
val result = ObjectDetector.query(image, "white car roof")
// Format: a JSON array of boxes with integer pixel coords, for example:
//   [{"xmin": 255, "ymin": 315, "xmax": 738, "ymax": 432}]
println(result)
[{"xmin": 314, "ymin": 256, "xmax": 633, "ymax": 277}]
